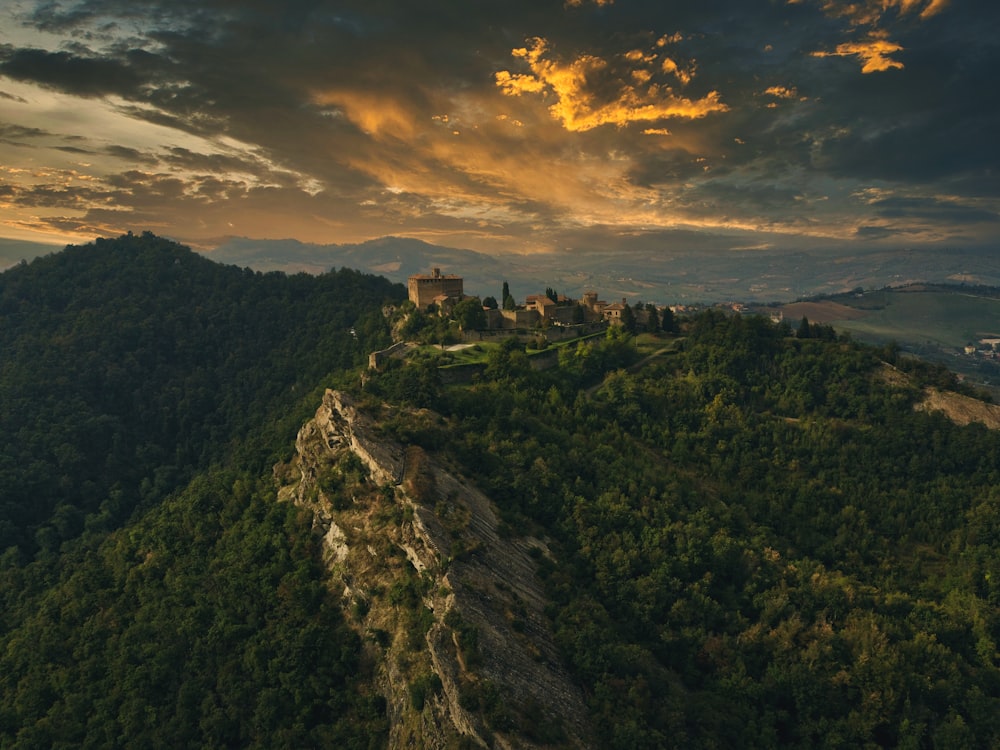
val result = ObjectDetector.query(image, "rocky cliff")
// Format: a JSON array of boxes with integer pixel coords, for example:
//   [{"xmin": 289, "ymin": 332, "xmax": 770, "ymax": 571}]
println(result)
[{"xmin": 276, "ymin": 389, "xmax": 592, "ymax": 748}]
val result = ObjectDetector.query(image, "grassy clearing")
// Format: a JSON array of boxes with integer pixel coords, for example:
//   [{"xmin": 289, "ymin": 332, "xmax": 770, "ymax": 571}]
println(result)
[
  {"xmin": 634, "ymin": 331, "xmax": 677, "ymax": 355},
  {"xmin": 414, "ymin": 329, "xmax": 614, "ymax": 369}
]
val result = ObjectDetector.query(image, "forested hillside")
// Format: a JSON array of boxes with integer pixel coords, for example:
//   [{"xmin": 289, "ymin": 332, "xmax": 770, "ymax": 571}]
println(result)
[
  {"xmin": 0, "ymin": 233, "xmax": 402, "ymax": 747},
  {"xmin": 0, "ymin": 232, "xmax": 399, "ymax": 558},
  {"xmin": 365, "ymin": 315, "xmax": 1000, "ymax": 748},
  {"xmin": 4, "ymin": 233, "xmax": 1000, "ymax": 748}
]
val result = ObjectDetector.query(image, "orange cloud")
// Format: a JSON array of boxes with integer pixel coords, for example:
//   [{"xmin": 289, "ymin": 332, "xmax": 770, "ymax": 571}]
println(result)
[
  {"xmin": 808, "ymin": 0, "xmax": 945, "ymax": 72},
  {"xmin": 817, "ymin": 0, "xmax": 949, "ymax": 25},
  {"xmin": 661, "ymin": 57, "xmax": 695, "ymax": 86},
  {"xmin": 918, "ymin": 0, "xmax": 950, "ymax": 18},
  {"xmin": 764, "ymin": 85, "xmax": 798, "ymax": 98},
  {"xmin": 811, "ymin": 38, "xmax": 905, "ymax": 73},
  {"xmin": 495, "ymin": 38, "xmax": 728, "ymax": 132},
  {"xmin": 312, "ymin": 90, "xmax": 421, "ymax": 139},
  {"xmin": 626, "ymin": 49, "xmax": 658, "ymax": 64},
  {"xmin": 657, "ymin": 33, "xmax": 684, "ymax": 46}
]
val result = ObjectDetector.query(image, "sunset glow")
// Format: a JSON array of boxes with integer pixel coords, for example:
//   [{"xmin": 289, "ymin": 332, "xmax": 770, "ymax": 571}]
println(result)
[{"xmin": 0, "ymin": 0, "xmax": 994, "ymax": 256}]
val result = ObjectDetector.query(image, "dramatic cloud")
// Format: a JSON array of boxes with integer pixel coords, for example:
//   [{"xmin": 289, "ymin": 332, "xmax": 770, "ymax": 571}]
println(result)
[
  {"xmin": 811, "ymin": 36, "xmax": 905, "ymax": 73},
  {"xmin": 815, "ymin": 0, "xmax": 951, "ymax": 25},
  {"xmin": 495, "ymin": 37, "xmax": 728, "ymax": 132},
  {"xmin": 0, "ymin": 0, "xmax": 994, "ymax": 254}
]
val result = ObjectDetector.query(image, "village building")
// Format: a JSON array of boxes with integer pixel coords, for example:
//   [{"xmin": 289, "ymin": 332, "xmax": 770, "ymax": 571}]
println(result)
[
  {"xmin": 581, "ymin": 291, "xmax": 603, "ymax": 316},
  {"xmin": 580, "ymin": 291, "xmax": 614, "ymax": 323},
  {"xmin": 602, "ymin": 298, "xmax": 629, "ymax": 324},
  {"xmin": 405, "ymin": 270, "xmax": 664, "ymax": 335},
  {"xmin": 408, "ymin": 268, "xmax": 464, "ymax": 310}
]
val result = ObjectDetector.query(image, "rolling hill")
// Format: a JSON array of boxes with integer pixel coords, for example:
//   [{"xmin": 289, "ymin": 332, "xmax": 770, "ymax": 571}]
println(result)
[{"xmin": 4, "ymin": 233, "xmax": 1000, "ymax": 747}]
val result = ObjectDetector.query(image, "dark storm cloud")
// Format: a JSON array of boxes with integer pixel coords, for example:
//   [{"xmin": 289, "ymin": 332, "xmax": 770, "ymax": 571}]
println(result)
[
  {"xmin": 104, "ymin": 144, "xmax": 159, "ymax": 166},
  {"xmin": 793, "ymin": 3, "xmax": 999, "ymax": 190},
  {"xmin": 872, "ymin": 197, "xmax": 1000, "ymax": 225},
  {"xmin": 855, "ymin": 225, "xmax": 898, "ymax": 240},
  {"xmin": 0, "ymin": 47, "xmax": 148, "ymax": 97},
  {"xmin": 0, "ymin": 123, "xmax": 50, "ymax": 144}
]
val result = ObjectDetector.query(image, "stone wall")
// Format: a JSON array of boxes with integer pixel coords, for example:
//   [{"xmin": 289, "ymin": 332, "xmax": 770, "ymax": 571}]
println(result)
[{"xmin": 368, "ymin": 341, "xmax": 411, "ymax": 370}]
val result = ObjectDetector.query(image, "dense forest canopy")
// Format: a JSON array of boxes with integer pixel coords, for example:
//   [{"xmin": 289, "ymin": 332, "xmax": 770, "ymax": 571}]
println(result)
[
  {"xmin": 0, "ymin": 232, "xmax": 401, "ymax": 559},
  {"xmin": 0, "ymin": 233, "xmax": 401, "ymax": 747},
  {"xmin": 364, "ymin": 312, "xmax": 1000, "ymax": 748},
  {"xmin": 3, "ymin": 232, "xmax": 1000, "ymax": 748}
]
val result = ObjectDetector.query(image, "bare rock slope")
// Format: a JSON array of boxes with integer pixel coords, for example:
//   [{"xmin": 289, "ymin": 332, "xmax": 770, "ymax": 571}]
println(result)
[
  {"xmin": 277, "ymin": 389, "xmax": 592, "ymax": 749},
  {"xmin": 915, "ymin": 387, "xmax": 1000, "ymax": 430}
]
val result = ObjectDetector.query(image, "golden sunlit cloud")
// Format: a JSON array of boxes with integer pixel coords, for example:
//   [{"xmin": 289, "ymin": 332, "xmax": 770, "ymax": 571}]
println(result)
[
  {"xmin": 763, "ymin": 85, "xmax": 798, "ymax": 98},
  {"xmin": 657, "ymin": 33, "xmax": 684, "ymax": 46},
  {"xmin": 816, "ymin": 0, "xmax": 950, "ymax": 24},
  {"xmin": 495, "ymin": 114, "xmax": 524, "ymax": 127},
  {"xmin": 495, "ymin": 37, "xmax": 728, "ymax": 132},
  {"xmin": 312, "ymin": 90, "xmax": 420, "ymax": 139},
  {"xmin": 811, "ymin": 37, "xmax": 904, "ymax": 73},
  {"xmin": 643, "ymin": 128, "xmax": 672, "ymax": 136},
  {"xmin": 917, "ymin": 0, "xmax": 950, "ymax": 18},
  {"xmin": 631, "ymin": 68, "xmax": 653, "ymax": 85},
  {"xmin": 626, "ymin": 50, "xmax": 658, "ymax": 64},
  {"xmin": 807, "ymin": 0, "xmax": 945, "ymax": 73},
  {"xmin": 661, "ymin": 57, "xmax": 695, "ymax": 85}
]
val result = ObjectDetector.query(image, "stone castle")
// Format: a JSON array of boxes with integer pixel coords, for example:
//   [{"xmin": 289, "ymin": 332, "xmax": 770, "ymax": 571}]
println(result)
[
  {"xmin": 407, "ymin": 268, "xmax": 464, "ymax": 310},
  {"xmin": 407, "ymin": 268, "xmax": 634, "ymax": 330}
]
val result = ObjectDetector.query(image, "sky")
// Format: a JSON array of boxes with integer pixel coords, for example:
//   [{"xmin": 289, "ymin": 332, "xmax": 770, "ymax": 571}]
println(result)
[{"xmin": 0, "ymin": 0, "xmax": 997, "ymax": 257}]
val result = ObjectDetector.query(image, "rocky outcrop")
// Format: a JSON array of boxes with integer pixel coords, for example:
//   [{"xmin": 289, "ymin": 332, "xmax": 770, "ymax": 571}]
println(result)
[
  {"xmin": 279, "ymin": 389, "xmax": 592, "ymax": 749},
  {"xmin": 915, "ymin": 387, "xmax": 1000, "ymax": 430},
  {"xmin": 878, "ymin": 363, "xmax": 1000, "ymax": 430}
]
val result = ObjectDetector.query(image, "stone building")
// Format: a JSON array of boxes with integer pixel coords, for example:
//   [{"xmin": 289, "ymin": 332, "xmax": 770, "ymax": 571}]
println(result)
[
  {"xmin": 603, "ymin": 298, "xmax": 628, "ymax": 324},
  {"xmin": 408, "ymin": 268, "xmax": 464, "ymax": 310}
]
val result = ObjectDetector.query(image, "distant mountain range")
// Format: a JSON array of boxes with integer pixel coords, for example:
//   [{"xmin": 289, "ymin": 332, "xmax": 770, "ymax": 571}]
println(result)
[
  {"xmin": 205, "ymin": 236, "xmax": 1000, "ymax": 305},
  {"xmin": 6, "ymin": 233, "xmax": 1000, "ymax": 305}
]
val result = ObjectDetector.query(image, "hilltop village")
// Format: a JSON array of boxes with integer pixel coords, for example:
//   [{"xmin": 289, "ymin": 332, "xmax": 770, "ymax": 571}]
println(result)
[{"xmin": 406, "ymin": 267, "xmax": 667, "ymax": 332}]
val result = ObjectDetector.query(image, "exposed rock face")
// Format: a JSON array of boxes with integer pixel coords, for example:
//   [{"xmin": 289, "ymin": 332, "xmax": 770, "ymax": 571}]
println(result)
[
  {"xmin": 878, "ymin": 363, "xmax": 1000, "ymax": 430},
  {"xmin": 915, "ymin": 387, "xmax": 1000, "ymax": 430},
  {"xmin": 280, "ymin": 389, "xmax": 592, "ymax": 749}
]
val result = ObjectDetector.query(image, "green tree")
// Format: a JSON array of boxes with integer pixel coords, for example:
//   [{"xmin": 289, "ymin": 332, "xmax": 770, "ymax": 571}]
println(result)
[
  {"xmin": 645, "ymin": 303, "xmax": 660, "ymax": 333},
  {"xmin": 660, "ymin": 305, "xmax": 675, "ymax": 333},
  {"xmin": 797, "ymin": 315, "xmax": 811, "ymax": 338},
  {"xmin": 620, "ymin": 303, "xmax": 637, "ymax": 335},
  {"xmin": 453, "ymin": 297, "xmax": 487, "ymax": 331}
]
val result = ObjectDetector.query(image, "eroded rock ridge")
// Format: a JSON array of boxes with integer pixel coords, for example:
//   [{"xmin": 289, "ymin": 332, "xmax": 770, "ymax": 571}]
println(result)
[{"xmin": 278, "ymin": 389, "xmax": 591, "ymax": 749}]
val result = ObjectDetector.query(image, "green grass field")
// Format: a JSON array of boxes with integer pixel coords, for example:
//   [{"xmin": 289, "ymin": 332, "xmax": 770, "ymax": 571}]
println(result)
[{"xmin": 827, "ymin": 290, "xmax": 1000, "ymax": 350}]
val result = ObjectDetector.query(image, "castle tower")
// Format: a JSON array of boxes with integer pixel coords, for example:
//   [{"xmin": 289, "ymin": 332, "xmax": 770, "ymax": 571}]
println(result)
[{"xmin": 407, "ymin": 268, "xmax": 464, "ymax": 310}]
